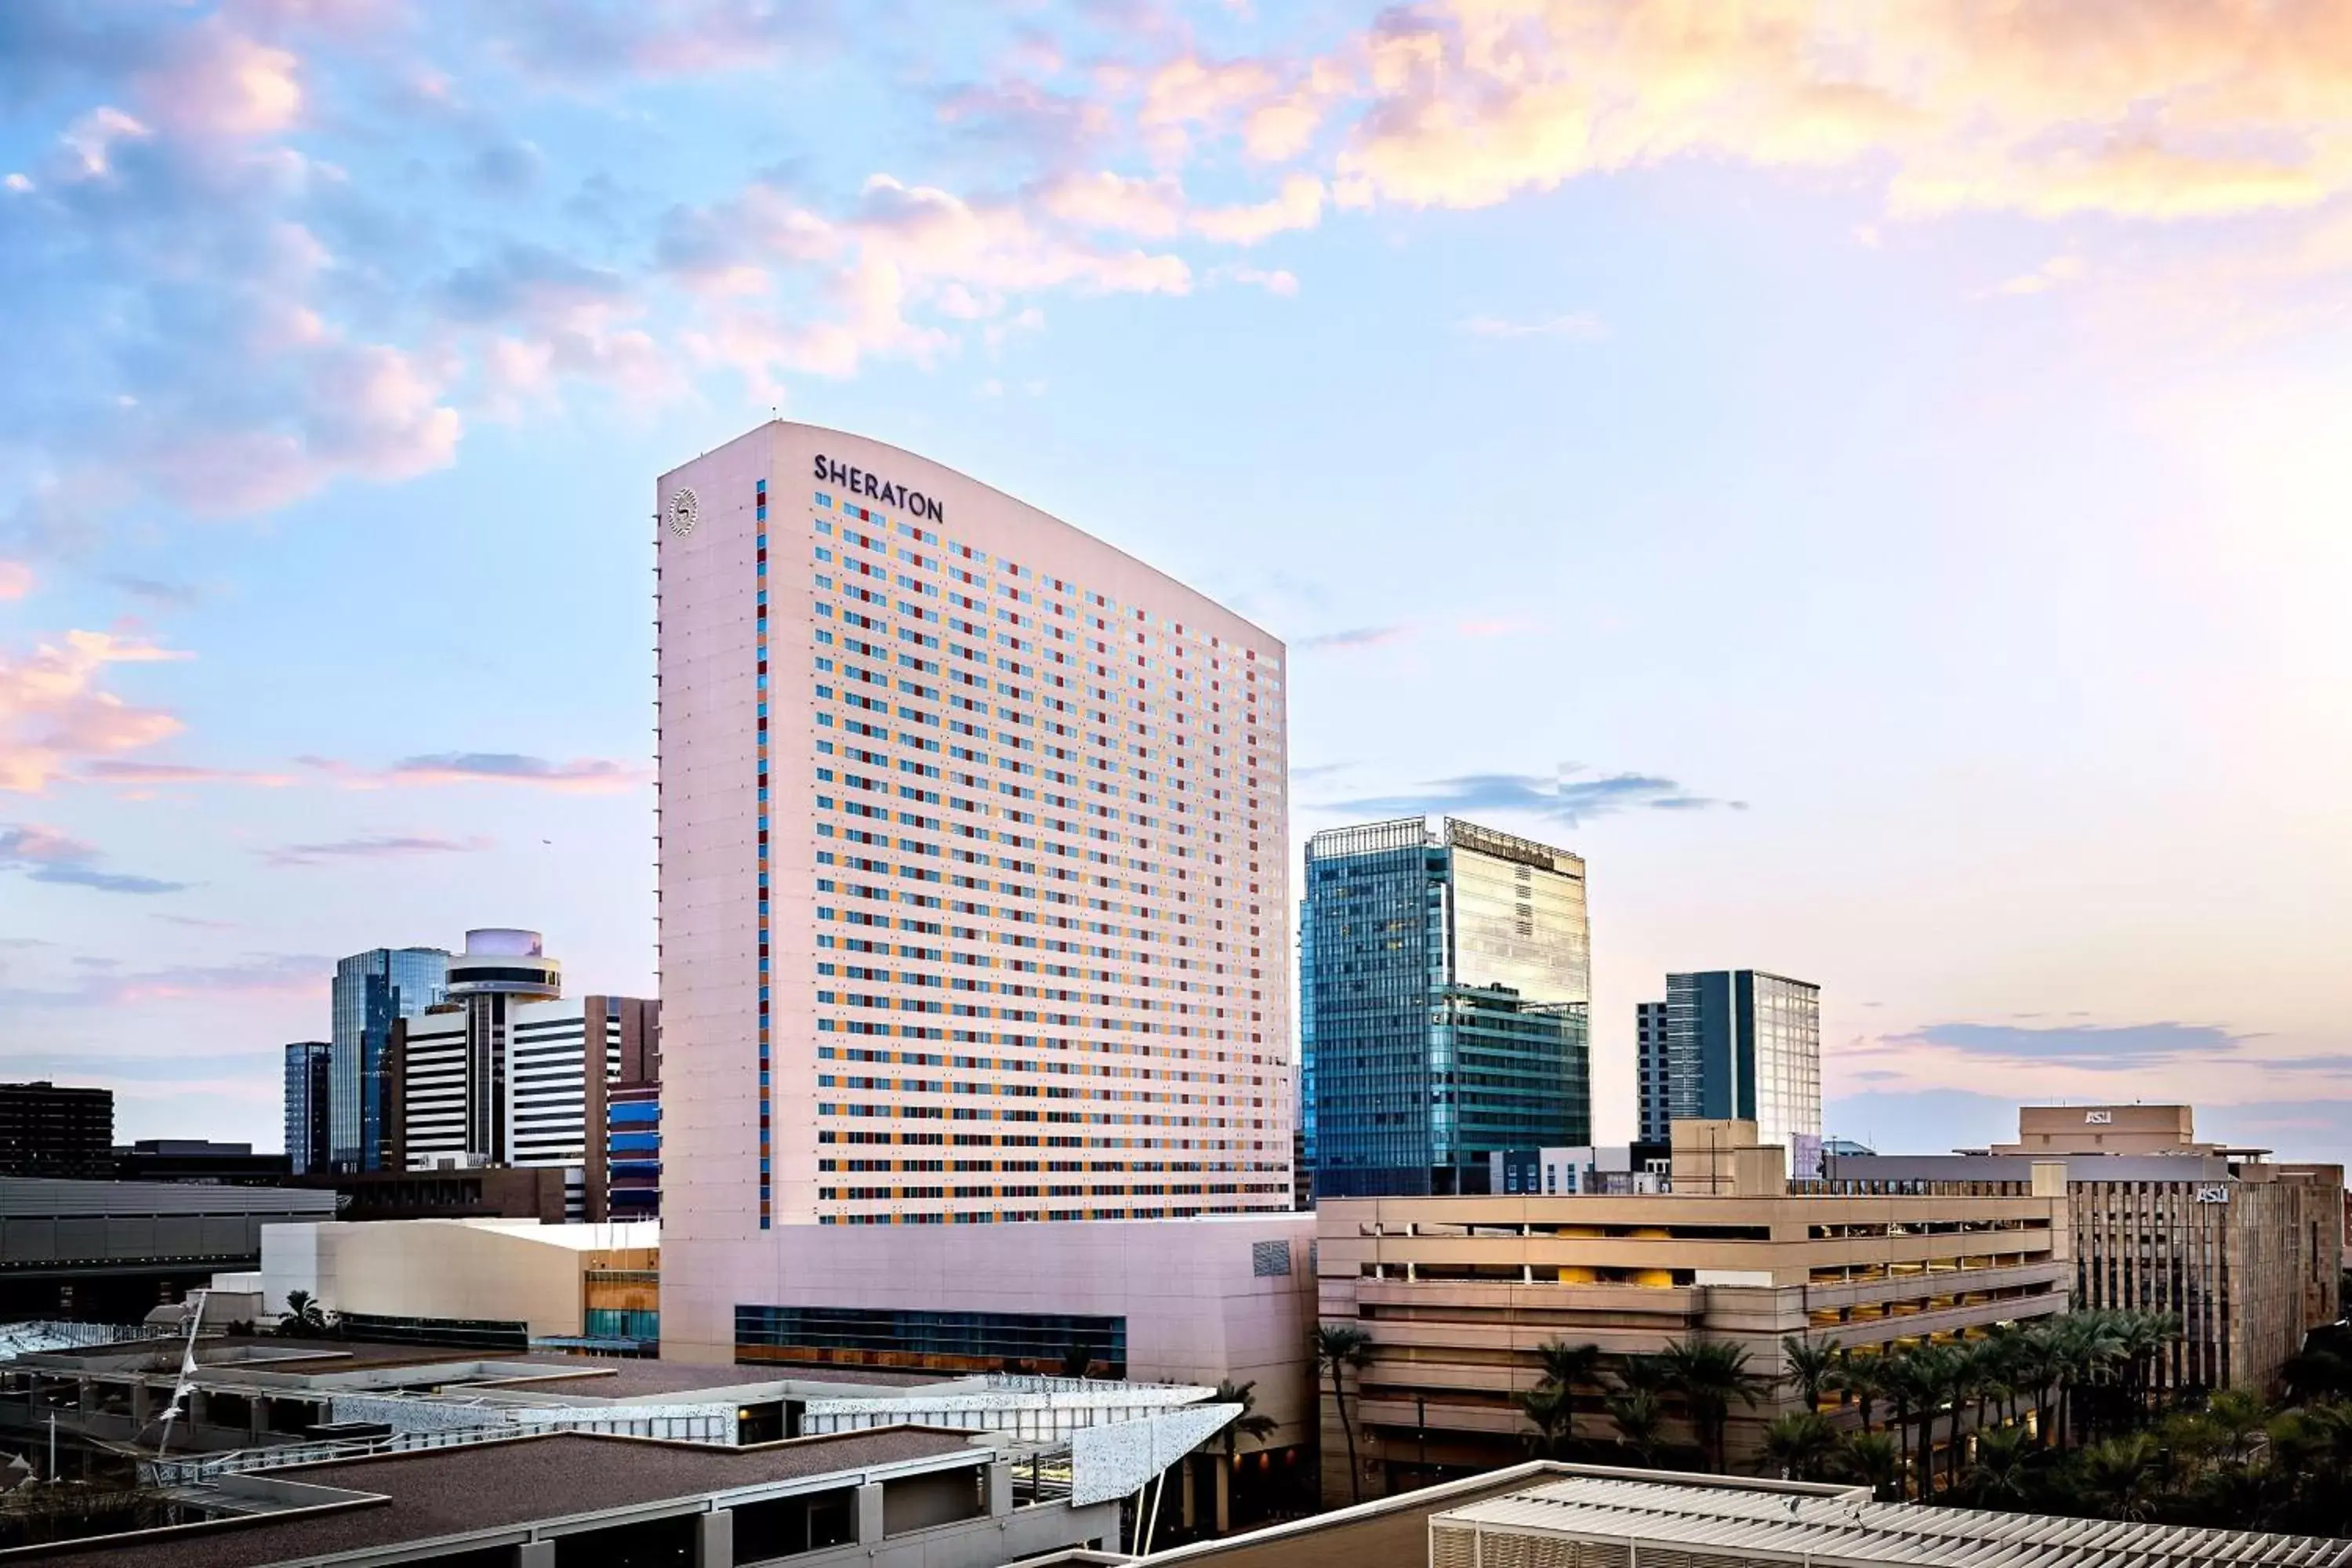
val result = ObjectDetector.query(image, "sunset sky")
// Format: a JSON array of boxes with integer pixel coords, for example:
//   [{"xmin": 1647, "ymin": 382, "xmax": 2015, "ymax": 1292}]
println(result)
[{"xmin": 4, "ymin": 1, "xmax": 2350, "ymax": 1164}]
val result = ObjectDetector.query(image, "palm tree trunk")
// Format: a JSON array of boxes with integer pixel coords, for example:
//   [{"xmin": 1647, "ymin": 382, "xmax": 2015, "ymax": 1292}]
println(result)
[{"xmin": 1332, "ymin": 1370, "xmax": 1361, "ymax": 1504}]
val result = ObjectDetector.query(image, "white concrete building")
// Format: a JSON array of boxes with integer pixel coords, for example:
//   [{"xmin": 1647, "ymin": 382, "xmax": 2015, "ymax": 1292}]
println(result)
[{"xmin": 655, "ymin": 423, "xmax": 1293, "ymax": 1364}]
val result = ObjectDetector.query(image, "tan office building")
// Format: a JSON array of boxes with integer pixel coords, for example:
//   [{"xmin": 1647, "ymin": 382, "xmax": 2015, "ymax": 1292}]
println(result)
[
  {"xmin": 1314, "ymin": 1121, "xmax": 2071, "ymax": 1502},
  {"xmin": 1830, "ymin": 1104, "xmax": 2344, "ymax": 1396}
]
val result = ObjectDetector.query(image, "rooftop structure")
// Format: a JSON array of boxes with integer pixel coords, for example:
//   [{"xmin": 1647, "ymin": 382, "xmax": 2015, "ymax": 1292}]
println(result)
[
  {"xmin": 35, "ymin": 1426, "xmax": 1116, "ymax": 1568},
  {"xmin": 1064, "ymin": 1463, "xmax": 2352, "ymax": 1568},
  {"xmin": 0, "ymin": 1176, "xmax": 335, "ymax": 1324},
  {"xmin": 1432, "ymin": 1468, "xmax": 2352, "ymax": 1568}
]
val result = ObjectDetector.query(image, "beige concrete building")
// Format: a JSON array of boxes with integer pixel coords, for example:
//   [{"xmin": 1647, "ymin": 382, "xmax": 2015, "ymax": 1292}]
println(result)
[
  {"xmin": 1829, "ymin": 1104, "xmax": 2344, "ymax": 1395},
  {"xmin": 1313, "ymin": 1122, "xmax": 2071, "ymax": 1503},
  {"xmin": 255, "ymin": 1218, "xmax": 659, "ymax": 1341}
]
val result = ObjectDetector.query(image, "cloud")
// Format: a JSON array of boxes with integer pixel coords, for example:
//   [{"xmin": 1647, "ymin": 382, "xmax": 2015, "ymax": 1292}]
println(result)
[
  {"xmin": 1903, "ymin": 1020, "xmax": 2245, "ymax": 1070},
  {"xmin": 1207, "ymin": 263, "xmax": 1299, "ymax": 296},
  {"xmin": 79, "ymin": 759, "xmax": 296, "ymax": 788},
  {"xmin": 299, "ymin": 751, "xmax": 647, "ymax": 793},
  {"xmin": 1461, "ymin": 311, "xmax": 1607, "ymax": 341},
  {"xmin": 1993, "ymin": 254, "xmax": 2089, "ymax": 296},
  {"xmin": 0, "ymin": 561, "xmax": 31, "ymax": 599},
  {"xmin": 0, "ymin": 630, "xmax": 190, "ymax": 793},
  {"xmin": 102, "ymin": 573, "xmax": 201, "ymax": 608},
  {"xmin": 481, "ymin": 0, "xmax": 833, "ymax": 82},
  {"xmin": 0, "ymin": 822, "xmax": 187, "ymax": 894},
  {"xmin": 0, "ymin": 950, "xmax": 328, "ymax": 1008},
  {"xmin": 666, "ymin": 172, "xmax": 1195, "ymax": 397},
  {"xmin": 260, "ymin": 832, "xmax": 493, "ymax": 867},
  {"xmin": 1298, "ymin": 624, "xmax": 1410, "ymax": 650},
  {"xmin": 1312, "ymin": 764, "xmax": 1744, "ymax": 826},
  {"xmin": 1325, "ymin": 1, "xmax": 2352, "ymax": 223}
]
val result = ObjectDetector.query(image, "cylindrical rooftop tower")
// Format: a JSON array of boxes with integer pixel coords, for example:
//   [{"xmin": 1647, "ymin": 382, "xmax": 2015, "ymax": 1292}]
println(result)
[{"xmin": 445, "ymin": 927, "xmax": 561, "ymax": 1000}]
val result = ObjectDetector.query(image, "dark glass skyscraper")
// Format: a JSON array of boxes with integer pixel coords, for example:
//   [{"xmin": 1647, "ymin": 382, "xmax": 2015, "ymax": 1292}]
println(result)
[
  {"xmin": 1650, "ymin": 970, "xmax": 1822, "ymax": 1176},
  {"xmin": 1301, "ymin": 817, "xmax": 1589, "ymax": 1197},
  {"xmin": 282, "ymin": 1040, "xmax": 331, "ymax": 1174},
  {"xmin": 328, "ymin": 946, "xmax": 448, "ymax": 1171}
]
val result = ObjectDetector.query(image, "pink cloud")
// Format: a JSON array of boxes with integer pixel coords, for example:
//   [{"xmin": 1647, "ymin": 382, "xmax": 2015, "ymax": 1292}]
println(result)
[
  {"xmin": 0, "ymin": 631, "xmax": 191, "ymax": 794},
  {"xmin": 80, "ymin": 760, "xmax": 299, "ymax": 789},
  {"xmin": 299, "ymin": 752, "xmax": 648, "ymax": 793},
  {"xmin": 1323, "ymin": 1, "xmax": 2352, "ymax": 222},
  {"xmin": 260, "ymin": 833, "xmax": 493, "ymax": 868},
  {"xmin": 136, "ymin": 19, "xmax": 303, "ymax": 138},
  {"xmin": 0, "ymin": 562, "xmax": 31, "ymax": 601}
]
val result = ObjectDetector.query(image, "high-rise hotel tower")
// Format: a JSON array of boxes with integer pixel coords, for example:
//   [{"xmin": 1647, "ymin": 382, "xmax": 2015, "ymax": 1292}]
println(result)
[{"xmin": 656, "ymin": 424, "xmax": 1292, "ymax": 1360}]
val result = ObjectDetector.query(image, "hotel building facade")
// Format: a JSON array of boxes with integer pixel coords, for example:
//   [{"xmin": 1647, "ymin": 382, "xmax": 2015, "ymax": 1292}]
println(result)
[{"xmin": 655, "ymin": 423, "xmax": 1292, "ymax": 1363}]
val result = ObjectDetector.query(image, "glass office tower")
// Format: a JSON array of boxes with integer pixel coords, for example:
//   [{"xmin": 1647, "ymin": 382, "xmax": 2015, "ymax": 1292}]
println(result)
[
  {"xmin": 282, "ymin": 1040, "xmax": 331, "ymax": 1174},
  {"xmin": 1301, "ymin": 817, "xmax": 1589, "ymax": 1197},
  {"xmin": 1657, "ymin": 970, "xmax": 1822, "ymax": 1177},
  {"xmin": 328, "ymin": 946, "xmax": 448, "ymax": 1171}
]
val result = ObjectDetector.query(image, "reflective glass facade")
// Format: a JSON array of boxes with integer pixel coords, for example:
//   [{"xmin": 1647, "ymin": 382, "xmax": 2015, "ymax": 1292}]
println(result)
[
  {"xmin": 736, "ymin": 1304, "xmax": 1127, "ymax": 1375},
  {"xmin": 1661, "ymin": 969, "xmax": 1822, "ymax": 1176},
  {"xmin": 281, "ymin": 1040, "xmax": 331, "ymax": 1175},
  {"xmin": 328, "ymin": 946, "xmax": 448, "ymax": 1171},
  {"xmin": 1301, "ymin": 817, "xmax": 1589, "ymax": 1197}
]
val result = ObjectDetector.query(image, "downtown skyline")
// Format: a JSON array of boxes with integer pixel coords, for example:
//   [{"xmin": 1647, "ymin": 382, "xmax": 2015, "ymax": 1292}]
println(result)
[{"xmin": 2, "ymin": 2, "xmax": 2350, "ymax": 1167}]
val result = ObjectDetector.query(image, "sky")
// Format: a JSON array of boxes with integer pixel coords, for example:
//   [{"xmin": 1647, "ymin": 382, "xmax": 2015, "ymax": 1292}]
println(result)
[{"xmin": 3, "ymin": 0, "xmax": 2350, "ymax": 1167}]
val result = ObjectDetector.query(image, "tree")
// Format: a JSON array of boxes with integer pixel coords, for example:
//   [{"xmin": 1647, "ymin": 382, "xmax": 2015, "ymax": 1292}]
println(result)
[
  {"xmin": 1759, "ymin": 1412, "xmax": 1839, "ymax": 1481},
  {"xmin": 1660, "ymin": 1338, "xmax": 1769, "ymax": 1473},
  {"xmin": 1604, "ymin": 1387, "xmax": 1665, "ymax": 1465},
  {"xmin": 1780, "ymin": 1336, "xmax": 1842, "ymax": 1413},
  {"xmin": 1313, "ymin": 1324, "xmax": 1374, "ymax": 1504},
  {"xmin": 1839, "ymin": 1352, "xmax": 1889, "ymax": 1433},
  {"xmin": 1519, "ymin": 1382, "xmax": 1572, "ymax": 1458},
  {"xmin": 1962, "ymin": 1424, "xmax": 2036, "ymax": 1509},
  {"xmin": 1880, "ymin": 1346, "xmax": 1949, "ymax": 1498},
  {"xmin": 2078, "ymin": 1433, "xmax": 2162, "ymax": 1523},
  {"xmin": 277, "ymin": 1290, "xmax": 328, "ymax": 1338},
  {"xmin": 1204, "ymin": 1378, "xmax": 1276, "ymax": 1534},
  {"xmin": 1059, "ymin": 1339, "xmax": 1096, "ymax": 1378},
  {"xmin": 1532, "ymin": 1341, "xmax": 1602, "ymax": 1450},
  {"xmin": 1835, "ymin": 1431, "xmax": 1903, "ymax": 1501}
]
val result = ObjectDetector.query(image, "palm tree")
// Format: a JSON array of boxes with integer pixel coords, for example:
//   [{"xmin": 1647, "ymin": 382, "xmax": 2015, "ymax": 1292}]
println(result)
[
  {"xmin": 1835, "ymin": 1430, "xmax": 1903, "ymax": 1501},
  {"xmin": 1519, "ymin": 1382, "xmax": 1572, "ymax": 1458},
  {"xmin": 1963, "ymin": 1424, "xmax": 2036, "ymax": 1509},
  {"xmin": 1759, "ymin": 1411, "xmax": 1840, "ymax": 1480},
  {"xmin": 1839, "ymin": 1351, "xmax": 1889, "ymax": 1433},
  {"xmin": 1942, "ymin": 1340, "xmax": 1985, "ymax": 1490},
  {"xmin": 1533, "ymin": 1341, "xmax": 1602, "ymax": 1450},
  {"xmin": 1605, "ymin": 1387, "xmax": 1666, "ymax": 1466},
  {"xmin": 1205, "ymin": 1378, "xmax": 1276, "ymax": 1534},
  {"xmin": 2205, "ymin": 1387, "xmax": 2267, "ymax": 1469},
  {"xmin": 277, "ymin": 1289, "xmax": 328, "ymax": 1337},
  {"xmin": 1661, "ymin": 1338, "xmax": 1769, "ymax": 1473},
  {"xmin": 1780, "ymin": 1335, "xmax": 1842, "ymax": 1414},
  {"xmin": 1881, "ymin": 1347, "xmax": 1947, "ymax": 1497},
  {"xmin": 2078, "ymin": 1432, "xmax": 2162, "ymax": 1522},
  {"xmin": 1313, "ymin": 1323, "xmax": 1374, "ymax": 1504}
]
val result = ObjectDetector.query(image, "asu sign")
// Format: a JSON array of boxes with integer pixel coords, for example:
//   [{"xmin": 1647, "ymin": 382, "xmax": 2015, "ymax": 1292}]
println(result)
[{"xmin": 815, "ymin": 455, "xmax": 945, "ymax": 525}]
